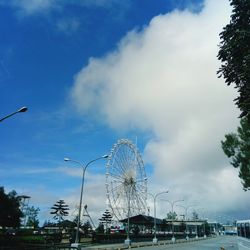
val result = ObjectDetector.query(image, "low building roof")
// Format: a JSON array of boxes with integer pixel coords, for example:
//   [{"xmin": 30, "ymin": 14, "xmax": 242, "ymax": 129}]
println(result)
[{"xmin": 119, "ymin": 214, "xmax": 162, "ymax": 225}]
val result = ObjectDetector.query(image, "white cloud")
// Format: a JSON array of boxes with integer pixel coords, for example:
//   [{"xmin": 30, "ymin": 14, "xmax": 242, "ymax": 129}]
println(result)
[
  {"xmin": 56, "ymin": 18, "xmax": 80, "ymax": 34},
  {"xmin": 57, "ymin": 173, "xmax": 107, "ymax": 225},
  {"xmin": 3, "ymin": 0, "xmax": 129, "ymax": 15},
  {"xmin": 77, "ymin": 0, "xmax": 130, "ymax": 8},
  {"xmin": 9, "ymin": 0, "xmax": 54, "ymax": 15},
  {"xmin": 70, "ymin": 0, "xmax": 249, "ymax": 221}
]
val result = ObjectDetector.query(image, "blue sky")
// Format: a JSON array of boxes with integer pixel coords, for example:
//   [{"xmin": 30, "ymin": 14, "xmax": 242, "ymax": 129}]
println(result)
[{"xmin": 1, "ymin": 0, "xmax": 249, "ymax": 226}]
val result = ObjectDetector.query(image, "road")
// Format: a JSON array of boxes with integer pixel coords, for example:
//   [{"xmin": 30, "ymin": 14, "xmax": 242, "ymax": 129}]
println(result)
[{"xmin": 138, "ymin": 236, "xmax": 238, "ymax": 250}]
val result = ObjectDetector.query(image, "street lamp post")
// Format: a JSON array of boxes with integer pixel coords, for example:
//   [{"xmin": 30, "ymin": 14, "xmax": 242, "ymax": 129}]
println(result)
[
  {"xmin": 0, "ymin": 107, "xmax": 28, "ymax": 122},
  {"xmin": 176, "ymin": 204, "xmax": 195, "ymax": 240},
  {"xmin": 124, "ymin": 185, "xmax": 132, "ymax": 245},
  {"xmin": 162, "ymin": 199, "xmax": 184, "ymax": 242},
  {"xmin": 124, "ymin": 177, "xmax": 147, "ymax": 246},
  {"xmin": 195, "ymin": 224, "xmax": 198, "ymax": 238},
  {"xmin": 197, "ymin": 208, "xmax": 206, "ymax": 238},
  {"xmin": 64, "ymin": 155, "xmax": 109, "ymax": 246},
  {"xmin": 148, "ymin": 191, "xmax": 169, "ymax": 244}
]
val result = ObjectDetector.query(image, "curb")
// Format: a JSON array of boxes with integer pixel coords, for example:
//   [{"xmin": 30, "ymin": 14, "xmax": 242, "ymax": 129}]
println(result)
[{"xmin": 83, "ymin": 236, "xmax": 216, "ymax": 250}]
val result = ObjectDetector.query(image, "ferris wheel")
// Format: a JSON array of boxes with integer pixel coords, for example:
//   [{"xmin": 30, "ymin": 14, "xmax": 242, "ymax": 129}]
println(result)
[{"xmin": 106, "ymin": 139, "xmax": 147, "ymax": 221}]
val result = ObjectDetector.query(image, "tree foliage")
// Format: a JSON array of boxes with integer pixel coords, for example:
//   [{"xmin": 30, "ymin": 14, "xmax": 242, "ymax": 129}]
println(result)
[
  {"xmin": 82, "ymin": 221, "xmax": 92, "ymax": 236},
  {"xmin": 0, "ymin": 187, "xmax": 23, "ymax": 228},
  {"xmin": 26, "ymin": 206, "xmax": 40, "ymax": 228},
  {"xmin": 95, "ymin": 222, "xmax": 104, "ymax": 233},
  {"xmin": 99, "ymin": 209, "xmax": 112, "ymax": 233},
  {"xmin": 50, "ymin": 200, "xmax": 69, "ymax": 223},
  {"xmin": 217, "ymin": 0, "xmax": 250, "ymax": 119},
  {"xmin": 221, "ymin": 117, "xmax": 250, "ymax": 190},
  {"xmin": 166, "ymin": 211, "xmax": 177, "ymax": 220},
  {"xmin": 99, "ymin": 210, "xmax": 112, "ymax": 226},
  {"xmin": 43, "ymin": 220, "xmax": 57, "ymax": 227}
]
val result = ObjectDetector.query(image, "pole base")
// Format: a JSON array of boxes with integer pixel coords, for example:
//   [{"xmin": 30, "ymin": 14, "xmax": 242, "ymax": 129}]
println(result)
[
  {"xmin": 171, "ymin": 237, "xmax": 176, "ymax": 243},
  {"xmin": 186, "ymin": 236, "xmax": 189, "ymax": 240},
  {"xmin": 152, "ymin": 237, "xmax": 158, "ymax": 244},
  {"xmin": 124, "ymin": 239, "xmax": 131, "ymax": 245},
  {"xmin": 71, "ymin": 243, "xmax": 81, "ymax": 249}
]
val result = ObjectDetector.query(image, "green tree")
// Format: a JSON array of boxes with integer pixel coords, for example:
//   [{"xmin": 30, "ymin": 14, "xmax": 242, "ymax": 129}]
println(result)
[
  {"xmin": 0, "ymin": 187, "xmax": 23, "ymax": 229},
  {"xmin": 26, "ymin": 206, "xmax": 40, "ymax": 228},
  {"xmin": 50, "ymin": 200, "xmax": 69, "ymax": 224},
  {"xmin": 99, "ymin": 209, "xmax": 112, "ymax": 233},
  {"xmin": 221, "ymin": 117, "xmax": 250, "ymax": 190},
  {"xmin": 82, "ymin": 221, "xmax": 92, "ymax": 236},
  {"xmin": 217, "ymin": 0, "xmax": 250, "ymax": 119},
  {"xmin": 43, "ymin": 220, "xmax": 56, "ymax": 227},
  {"xmin": 166, "ymin": 211, "xmax": 177, "ymax": 220},
  {"xmin": 95, "ymin": 222, "xmax": 104, "ymax": 233}
]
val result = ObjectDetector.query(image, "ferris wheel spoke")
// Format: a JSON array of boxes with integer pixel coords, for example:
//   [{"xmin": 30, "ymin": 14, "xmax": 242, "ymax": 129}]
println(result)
[
  {"xmin": 109, "ymin": 183, "xmax": 123, "ymax": 194},
  {"xmin": 136, "ymin": 182, "xmax": 147, "ymax": 191},
  {"xmin": 108, "ymin": 172, "xmax": 124, "ymax": 181},
  {"xmin": 135, "ymin": 192, "xmax": 146, "ymax": 207},
  {"xmin": 123, "ymin": 146, "xmax": 132, "ymax": 167},
  {"xmin": 112, "ymin": 190, "xmax": 126, "ymax": 208},
  {"xmin": 132, "ymin": 188, "xmax": 145, "ymax": 203},
  {"xmin": 135, "ymin": 183, "xmax": 142, "ymax": 190},
  {"xmin": 110, "ymin": 179, "xmax": 123, "ymax": 186},
  {"xmin": 131, "ymin": 187, "xmax": 146, "ymax": 206},
  {"xmin": 112, "ymin": 151, "xmax": 128, "ymax": 173},
  {"xmin": 110, "ymin": 203, "xmax": 122, "ymax": 221},
  {"xmin": 136, "ymin": 178, "xmax": 146, "ymax": 182},
  {"xmin": 113, "ymin": 156, "xmax": 127, "ymax": 175},
  {"xmin": 118, "ymin": 149, "xmax": 130, "ymax": 172},
  {"xmin": 110, "ymin": 189, "xmax": 121, "ymax": 206}
]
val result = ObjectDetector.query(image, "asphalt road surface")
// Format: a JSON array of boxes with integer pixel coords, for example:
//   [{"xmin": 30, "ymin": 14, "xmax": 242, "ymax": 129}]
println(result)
[{"xmin": 136, "ymin": 236, "xmax": 238, "ymax": 250}]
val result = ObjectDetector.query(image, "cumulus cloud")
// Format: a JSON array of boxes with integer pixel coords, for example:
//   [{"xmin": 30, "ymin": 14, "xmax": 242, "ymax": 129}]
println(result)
[
  {"xmin": 70, "ymin": 0, "xmax": 250, "ymax": 221},
  {"xmin": 59, "ymin": 173, "xmax": 107, "ymax": 224}
]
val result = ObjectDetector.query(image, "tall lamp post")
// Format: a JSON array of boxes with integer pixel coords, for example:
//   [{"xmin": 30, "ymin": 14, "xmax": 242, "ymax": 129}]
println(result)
[
  {"xmin": 124, "ymin": 177, "xmax": 147, "ymax": 246},
  {"xmin": 197, "ymin": 208, "xmax": 206, "ymax": 238},
  {"xmin": 148, "ymin": 191, "xmax": 169, "ymax": 244},
  {"xmin": 176, "ymin": 204, "xmax": 195, "ymax": 240},
  {"xmin": 124, "ymin": 185, "xmax": 132, "ymax": 245},
  {"xmin": 64, "ymin": 155, "xmax": 109, "ymax": 246},
  {"xmin": 162, "ymin": 199, "xmax": 184, "ymax": 242},
  {"xmin": 0, "ymin": 107, "xmax": 28, "ymax": 122}
]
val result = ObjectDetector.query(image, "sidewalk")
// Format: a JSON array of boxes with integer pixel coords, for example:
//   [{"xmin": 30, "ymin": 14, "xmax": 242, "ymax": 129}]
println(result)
[{"xmin": 82, "ymin": 236, "xmax": 213, "ymax": 250}]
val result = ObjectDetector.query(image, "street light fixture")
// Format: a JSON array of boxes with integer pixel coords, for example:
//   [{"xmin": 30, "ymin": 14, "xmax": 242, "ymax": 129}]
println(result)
[
  {"xmin": 64, "ymin": 154, "xmax": 109, "ymax": 247},
  {"xmin": 161, "ymin": 199, "xmax": 184, "ymax": 242},
  {"xmin": 148, "ymin": 191, "xmax": 169, "ymax": 244},
  {"xmin": 0, "ymin": 107, "xmax": 28, "ymax": 122}
]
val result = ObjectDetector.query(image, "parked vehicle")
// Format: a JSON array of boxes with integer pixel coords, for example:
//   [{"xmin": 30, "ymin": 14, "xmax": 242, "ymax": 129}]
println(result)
[{"xmin": 237, "ymin": 219, "xmax": 250, "ymax": 250}]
